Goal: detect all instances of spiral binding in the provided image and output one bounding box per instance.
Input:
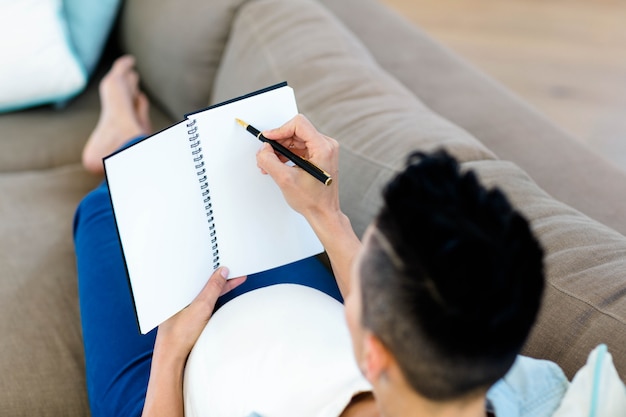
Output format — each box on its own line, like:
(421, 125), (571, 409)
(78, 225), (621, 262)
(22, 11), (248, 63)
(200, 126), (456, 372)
(186, 119), (220, 269)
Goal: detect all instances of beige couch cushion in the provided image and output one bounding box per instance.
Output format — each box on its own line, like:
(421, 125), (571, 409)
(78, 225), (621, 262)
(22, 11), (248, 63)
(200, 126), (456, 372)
(0, 83), (99, 173)
(211, 0), (496, 237)
(119, 0), (251, 119)
(465, 159), (626, 378)
(0, 165), (99, 416)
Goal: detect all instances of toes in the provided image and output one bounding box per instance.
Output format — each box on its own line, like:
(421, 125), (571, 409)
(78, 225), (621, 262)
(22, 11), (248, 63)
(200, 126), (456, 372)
(136, 92), (152, 134)
(111, 55), (136, 73)
(100, 55), (138, 93)
(126, 71), (140, 96)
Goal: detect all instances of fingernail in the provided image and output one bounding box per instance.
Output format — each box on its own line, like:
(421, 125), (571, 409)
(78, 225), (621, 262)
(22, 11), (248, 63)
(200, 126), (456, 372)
(220, 267), (229, 279)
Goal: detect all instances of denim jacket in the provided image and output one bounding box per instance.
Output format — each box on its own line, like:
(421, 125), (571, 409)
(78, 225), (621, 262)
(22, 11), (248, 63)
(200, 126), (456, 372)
(487, 355), (569, 417)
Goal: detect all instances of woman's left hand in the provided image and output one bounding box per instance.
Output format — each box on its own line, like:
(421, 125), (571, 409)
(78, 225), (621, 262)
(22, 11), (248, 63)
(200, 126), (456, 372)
(155, 267), (247, 363)
(143, 268), (246, 417)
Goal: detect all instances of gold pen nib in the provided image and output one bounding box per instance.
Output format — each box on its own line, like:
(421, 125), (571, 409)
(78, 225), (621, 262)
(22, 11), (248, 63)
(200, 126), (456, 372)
(235, 118), (249, 128)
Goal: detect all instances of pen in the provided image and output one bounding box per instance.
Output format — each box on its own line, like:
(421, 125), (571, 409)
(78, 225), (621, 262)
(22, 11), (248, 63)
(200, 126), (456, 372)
(236, 118), (333, 186)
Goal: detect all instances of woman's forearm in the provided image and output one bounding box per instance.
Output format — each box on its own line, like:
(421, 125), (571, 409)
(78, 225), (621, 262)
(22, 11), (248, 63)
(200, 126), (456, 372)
(306, 209), (362, 298)
(141, 338), (186, 417)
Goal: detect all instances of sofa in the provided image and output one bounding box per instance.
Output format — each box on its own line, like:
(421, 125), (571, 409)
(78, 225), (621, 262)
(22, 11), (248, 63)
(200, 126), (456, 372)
(2, 0), (625, 415)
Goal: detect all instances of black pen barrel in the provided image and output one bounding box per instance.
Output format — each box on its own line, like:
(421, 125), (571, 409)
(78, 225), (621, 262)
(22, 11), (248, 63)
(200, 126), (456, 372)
(241, 121), (332, 186)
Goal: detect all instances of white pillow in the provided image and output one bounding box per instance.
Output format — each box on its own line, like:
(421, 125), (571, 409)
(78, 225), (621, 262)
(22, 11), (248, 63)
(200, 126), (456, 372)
(0, 0), (87, 113)
(552, 344), (626, 417)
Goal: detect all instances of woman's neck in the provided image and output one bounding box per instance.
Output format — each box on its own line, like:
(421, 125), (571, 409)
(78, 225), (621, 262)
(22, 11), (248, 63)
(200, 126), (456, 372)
(376, 382), (487, 417)
(340, 392), (380, 417)
(338, 389), (487, 417)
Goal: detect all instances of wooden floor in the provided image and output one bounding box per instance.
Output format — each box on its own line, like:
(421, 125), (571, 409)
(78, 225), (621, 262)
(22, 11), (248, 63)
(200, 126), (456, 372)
(380, 0), (626, 170)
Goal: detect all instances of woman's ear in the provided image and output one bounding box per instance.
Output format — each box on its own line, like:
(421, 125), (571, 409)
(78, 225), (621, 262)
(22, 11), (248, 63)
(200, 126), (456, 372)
(362, 333), (392, 383)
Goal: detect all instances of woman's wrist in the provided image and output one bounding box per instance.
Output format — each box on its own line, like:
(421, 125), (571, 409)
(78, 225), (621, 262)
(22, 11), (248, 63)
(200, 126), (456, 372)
(305, 207), (361, 296)
(152, 332), (190, 370)
(305, 206), (349, 240)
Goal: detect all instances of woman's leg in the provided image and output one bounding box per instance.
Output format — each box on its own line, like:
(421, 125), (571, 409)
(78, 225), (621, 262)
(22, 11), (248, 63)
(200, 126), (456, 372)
(76, 55), (153, 417)
(75, 178), (155, 417)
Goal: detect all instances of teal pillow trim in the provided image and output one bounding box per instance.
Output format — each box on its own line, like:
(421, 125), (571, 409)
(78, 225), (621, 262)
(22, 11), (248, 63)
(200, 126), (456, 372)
(589, 344), (608, 417)
(62, 0), (122, 76)
(54, 4), (88, 108)
(58, 4), (88, 75)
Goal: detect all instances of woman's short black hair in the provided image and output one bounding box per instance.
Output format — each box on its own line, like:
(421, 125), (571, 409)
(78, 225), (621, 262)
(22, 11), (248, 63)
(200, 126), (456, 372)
(360, 150), (545, 400)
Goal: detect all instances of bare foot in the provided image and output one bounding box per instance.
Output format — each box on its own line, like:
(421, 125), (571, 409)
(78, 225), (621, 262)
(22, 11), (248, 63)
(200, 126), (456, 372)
(82, 55), (152, 174)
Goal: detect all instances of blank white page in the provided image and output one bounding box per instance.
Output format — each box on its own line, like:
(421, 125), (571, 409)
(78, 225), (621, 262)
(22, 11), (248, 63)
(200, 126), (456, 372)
(189, 85), (323, 278)
(105, 122), (213, 334)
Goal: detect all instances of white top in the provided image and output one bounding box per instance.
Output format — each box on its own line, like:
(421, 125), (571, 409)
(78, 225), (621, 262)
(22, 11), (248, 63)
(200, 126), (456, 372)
(184, 284), (372, 417)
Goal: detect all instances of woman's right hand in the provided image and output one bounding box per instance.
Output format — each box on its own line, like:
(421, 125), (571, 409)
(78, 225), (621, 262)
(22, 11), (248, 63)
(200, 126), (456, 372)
(256, 114), (361, 298)
(256, 114), (341, 224)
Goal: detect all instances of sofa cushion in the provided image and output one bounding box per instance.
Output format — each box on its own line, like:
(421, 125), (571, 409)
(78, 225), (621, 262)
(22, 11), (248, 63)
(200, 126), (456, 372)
(211, 0), (496, 238)
(0, 70), (174, 173)
(0, 165), (99, 416)
(0, 0), (87, 113)
(465, 159), (626, 378)
(119, 0), (251, 119)
(0, 81), (99, 173)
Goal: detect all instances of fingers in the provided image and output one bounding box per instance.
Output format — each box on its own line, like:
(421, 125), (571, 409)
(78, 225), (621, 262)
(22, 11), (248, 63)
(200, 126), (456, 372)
(257, 114), (330, 177)
(256, 142), (298, 186)
(194, 267), (244, 307)
(221, 276), (247, 296)
(262, 114), (319, 145)
(155, 266), (245, 359)
(193, 267), (227, 309)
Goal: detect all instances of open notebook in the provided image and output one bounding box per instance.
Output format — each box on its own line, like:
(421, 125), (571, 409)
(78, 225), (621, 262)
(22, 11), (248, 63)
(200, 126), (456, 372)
(104, 83), (323, 334)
